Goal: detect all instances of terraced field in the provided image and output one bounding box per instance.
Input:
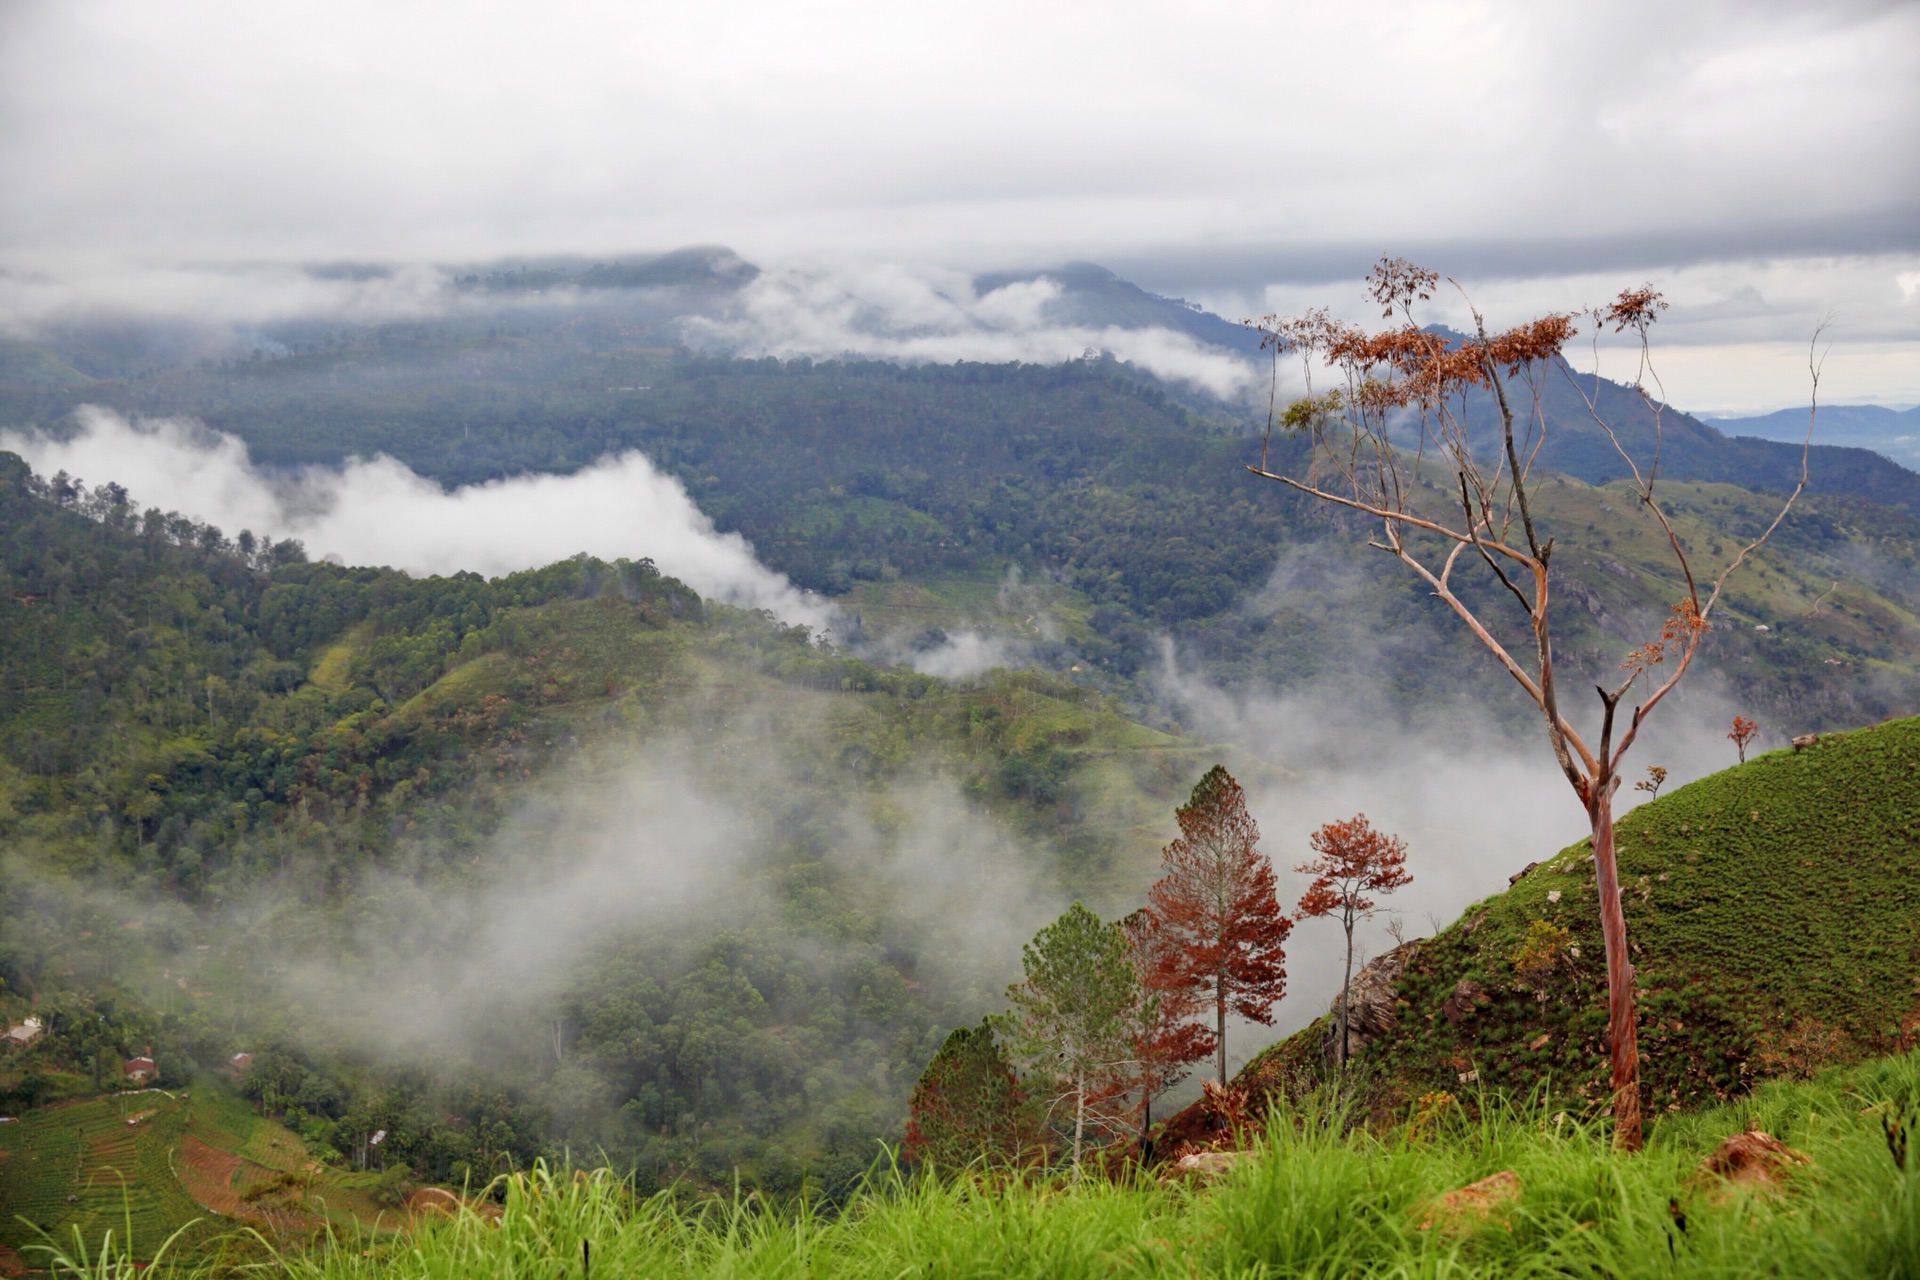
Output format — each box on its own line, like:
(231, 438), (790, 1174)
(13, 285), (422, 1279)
(0, 1092), (213, 1258)
(0, 1089), (408, 1263)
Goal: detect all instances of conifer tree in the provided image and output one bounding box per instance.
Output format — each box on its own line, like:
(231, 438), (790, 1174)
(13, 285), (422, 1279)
(1143, 765), (1291, 1085)
(1120, 907), (1210, 1151)
(996, 902), (1143, 1177)
(903, 1021), (1042, 1168)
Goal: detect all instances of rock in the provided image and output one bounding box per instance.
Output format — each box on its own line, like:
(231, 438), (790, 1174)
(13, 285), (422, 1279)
(1413, 1169), (1522, 1234)
(1792, 734), (1820, 753)
(1442, 978), (1485, 1026)
(1695, 1129), (1810, 1198)
(1322, 942), (1417, 1063)
(1164, 1148), (1246, 1181)
(1508, 861), (1540, 885)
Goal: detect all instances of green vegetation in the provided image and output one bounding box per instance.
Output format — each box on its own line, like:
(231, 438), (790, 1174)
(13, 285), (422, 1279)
(1239, 713), (1920, 1123)
(7, 339), (1918, 728)
(21, 1050), (1920, 1278)
(0, 449), (1230, 1259)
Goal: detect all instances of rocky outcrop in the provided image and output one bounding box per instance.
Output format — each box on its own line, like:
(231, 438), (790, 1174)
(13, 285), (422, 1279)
(1322, 942), (1418, 1064)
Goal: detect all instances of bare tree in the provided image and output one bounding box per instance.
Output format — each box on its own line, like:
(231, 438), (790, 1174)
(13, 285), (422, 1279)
(1248, 258), (1816, 1151)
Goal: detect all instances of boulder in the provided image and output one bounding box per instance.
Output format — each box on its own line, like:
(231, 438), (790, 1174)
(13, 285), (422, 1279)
(1413, 1169), (1522, 1234)
(1694, 1129), (1810, 1198)
(1442, 978), (1485, 1026)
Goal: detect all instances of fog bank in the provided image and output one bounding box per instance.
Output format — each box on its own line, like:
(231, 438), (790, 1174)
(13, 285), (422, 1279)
(1, 408), (835, 629)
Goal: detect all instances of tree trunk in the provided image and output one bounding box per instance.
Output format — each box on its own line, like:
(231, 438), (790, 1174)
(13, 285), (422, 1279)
(1072, 1075), (1086, 1179)
(1215, 973), (1228, 1084)
(1590, 786), (1643, 1152)
(1338, 915), (1355, 1069)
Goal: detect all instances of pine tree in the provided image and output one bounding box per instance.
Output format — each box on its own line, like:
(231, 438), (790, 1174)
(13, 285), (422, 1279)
(1143, 765), (1291, 1084)
(1121, 907), (1210, 1153)
(903, 1021), (1042, 1168)
(996, 902), (1143, 1177)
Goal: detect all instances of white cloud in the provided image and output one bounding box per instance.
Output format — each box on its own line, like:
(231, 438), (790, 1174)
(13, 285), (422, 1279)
(0, 408), (837, 629)
(1, 2), (1910, 270)
(684, 263), (1259, 397)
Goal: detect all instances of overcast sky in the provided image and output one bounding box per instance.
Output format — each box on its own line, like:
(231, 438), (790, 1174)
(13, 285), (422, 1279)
(2, 0), (1916, 410)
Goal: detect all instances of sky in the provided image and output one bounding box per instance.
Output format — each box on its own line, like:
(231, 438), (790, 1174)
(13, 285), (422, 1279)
(1, 0), (1917, 412)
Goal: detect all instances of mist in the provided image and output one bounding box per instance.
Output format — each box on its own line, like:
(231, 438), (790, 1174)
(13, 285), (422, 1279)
(684, 265), (1258, 399)
(260, 733), (1064, 1058)
(0, 407), (836, 630)
(1144, 543), (1761, 1073)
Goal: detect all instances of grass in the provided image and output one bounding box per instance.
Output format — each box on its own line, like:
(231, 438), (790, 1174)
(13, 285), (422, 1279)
(1242, 712), (1920, 1121)
(23, 1049), (1919, 1278)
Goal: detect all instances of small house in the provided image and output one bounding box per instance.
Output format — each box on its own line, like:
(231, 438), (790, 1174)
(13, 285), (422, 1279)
(3, 1017), (43, 1049)
(123, 1055), (157, 1083)
(228, 1052), (253, 1075)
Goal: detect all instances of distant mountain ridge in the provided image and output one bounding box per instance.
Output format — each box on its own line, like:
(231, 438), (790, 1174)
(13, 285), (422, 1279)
(1708, 404), (1920, 472)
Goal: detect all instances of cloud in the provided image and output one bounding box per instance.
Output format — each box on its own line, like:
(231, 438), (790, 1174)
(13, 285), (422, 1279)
(0, 408), (836, 629)
(684, 264), (1259, 398)
(2, 3), (1910, 292)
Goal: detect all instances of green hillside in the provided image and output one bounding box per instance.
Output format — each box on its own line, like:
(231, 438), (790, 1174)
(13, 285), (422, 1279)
(0, 449), (1236, 1228)
(1234, 714), (1920, 1124)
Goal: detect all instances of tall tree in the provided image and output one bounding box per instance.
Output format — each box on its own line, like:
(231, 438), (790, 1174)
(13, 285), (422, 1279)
(1294, 813), (1412, 1068)
(1249, 259), (1814, 1149)
(996, 902), (1143, 1178)
(1144, 765), (1291, 1085)
(903, 1021), (1042, 1169)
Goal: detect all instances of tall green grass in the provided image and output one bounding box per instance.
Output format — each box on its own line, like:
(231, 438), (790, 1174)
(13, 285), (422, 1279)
(26, 1051), (1920, 1278)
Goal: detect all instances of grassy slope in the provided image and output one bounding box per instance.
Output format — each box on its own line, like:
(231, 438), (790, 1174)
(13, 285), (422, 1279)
(29, 1050), (1920, 1279)
(1237, 714), (1920, 1124)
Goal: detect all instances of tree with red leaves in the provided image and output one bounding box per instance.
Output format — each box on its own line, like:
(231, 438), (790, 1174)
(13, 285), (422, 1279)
(1248, 259), (1817, 1150)
(1295, 814), (1412, 1069)
(1728, 715), (1759, 763)
(1121, 908), (1210, 1153)
(1143, 765), (1291, 1085)
(904, 1020), (1045, 1169)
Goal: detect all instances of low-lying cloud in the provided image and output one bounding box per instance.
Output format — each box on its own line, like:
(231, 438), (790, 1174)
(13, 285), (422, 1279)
(684, 264), (1259, 399)
(1, 407), (835, 629)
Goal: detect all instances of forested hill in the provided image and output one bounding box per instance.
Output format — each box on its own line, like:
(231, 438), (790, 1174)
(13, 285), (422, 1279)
(0, 451), (1223, 1219)
(6, 329), (1920, 734)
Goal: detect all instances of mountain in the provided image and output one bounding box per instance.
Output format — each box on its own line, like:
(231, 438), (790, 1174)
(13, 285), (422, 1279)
(1709, 403), (1920, 472)
(973, 260), (1268, 354)
(5, 324), (1920, 736)
(0, 454), (1228, 1236)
